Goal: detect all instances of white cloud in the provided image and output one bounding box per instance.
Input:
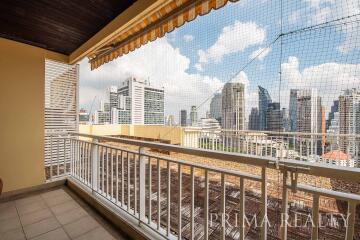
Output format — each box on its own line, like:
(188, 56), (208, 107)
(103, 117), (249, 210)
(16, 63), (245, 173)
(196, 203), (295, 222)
(288, 10), (301, 24)
(79, 37), (223, 118)
(281, 56), (360, 111)
(194, 63), (203, 72)
(249, 47), (271, 61)
(183, 34), (194, 42)
(197, 21), (266, 64)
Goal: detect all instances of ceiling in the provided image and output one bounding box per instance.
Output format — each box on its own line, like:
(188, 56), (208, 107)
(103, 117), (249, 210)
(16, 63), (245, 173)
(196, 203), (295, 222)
(0, 0), (137, 55)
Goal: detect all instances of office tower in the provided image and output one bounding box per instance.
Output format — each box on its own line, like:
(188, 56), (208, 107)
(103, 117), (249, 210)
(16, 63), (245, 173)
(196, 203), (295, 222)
(100, 100), (110, 112)
(248, 107), (260, 130)
(94, 110), (110, 124)
(190, 106), (198, 126)
(258, 86), (272, 130)
(108, 86), (118, 122)
(166, 115), (175, 126)
(326, 100), (339, 130)
(210, 93), (222, 124)
(79, 108), (89, 123)
(296, 89), (322, 155)
(321, 106), (326, 146)
(117, 77), (164, 125)
(266, 102), (282, 131)
(281, 108), (290, 132)
(339, 88), (360, 155)
(222, 81), (245, 130)
(327, 112), (340, 149)
(289, 89), (299, 132)
(180, 110), (187, 127)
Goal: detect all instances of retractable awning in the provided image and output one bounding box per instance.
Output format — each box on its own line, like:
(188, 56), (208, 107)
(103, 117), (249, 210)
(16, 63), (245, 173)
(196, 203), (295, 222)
(89, 0), (239, 70)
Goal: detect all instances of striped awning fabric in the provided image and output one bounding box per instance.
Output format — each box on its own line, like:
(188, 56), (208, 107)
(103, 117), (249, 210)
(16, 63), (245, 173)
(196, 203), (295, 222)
(89, 0), (239, 70)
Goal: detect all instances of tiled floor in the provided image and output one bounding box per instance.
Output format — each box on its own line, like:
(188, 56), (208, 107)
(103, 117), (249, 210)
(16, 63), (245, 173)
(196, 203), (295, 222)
(0, 187), (129, 240)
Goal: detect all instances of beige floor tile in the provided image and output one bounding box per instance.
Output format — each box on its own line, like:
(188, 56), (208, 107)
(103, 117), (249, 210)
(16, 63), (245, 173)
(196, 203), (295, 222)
(63, 216), (99, 239)
(30, 228), (70, 240)
(20, 208), (53, 226)
(74, 227), (115, 240)
(17, 201), (47, 216)
(15, 195), (43, 207)
(55, 207), (88, 225)
(0, 205), (18, 221)
(0, 201), (15, 211)
(43, 193), (72, 207)
(41, 189), (67, 200)
(0, 228), (25, 240)
(0, 216), (22, 233)
(51, 200), (80, 216)
(23, 217), (61, 239)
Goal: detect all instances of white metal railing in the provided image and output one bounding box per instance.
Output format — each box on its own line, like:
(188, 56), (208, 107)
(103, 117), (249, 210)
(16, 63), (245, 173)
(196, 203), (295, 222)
(183, 128), (360, 168)
(46, 133), (360, 240)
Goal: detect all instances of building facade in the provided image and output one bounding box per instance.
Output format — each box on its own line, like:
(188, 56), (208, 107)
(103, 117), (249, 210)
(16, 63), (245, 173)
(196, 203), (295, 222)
(258, 86), (272, 130)
(190, 106), (198, 126)
(180, 110), (187, 127)
(266, 102), (282, 131)
(222, 82), (245, 130)
(248, 107), (260, 130)
(210, 93), (222, 124)
(289, 89), (299, 132)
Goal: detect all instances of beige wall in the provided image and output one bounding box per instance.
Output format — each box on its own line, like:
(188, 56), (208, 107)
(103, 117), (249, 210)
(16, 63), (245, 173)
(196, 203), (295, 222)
(0, 37), (68, 192)
(79, 124), (183, 145)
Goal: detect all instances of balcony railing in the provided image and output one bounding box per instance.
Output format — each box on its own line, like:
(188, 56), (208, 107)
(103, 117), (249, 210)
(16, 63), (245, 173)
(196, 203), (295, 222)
(183, 128), (360, 168)
(45, 133), (360, 240)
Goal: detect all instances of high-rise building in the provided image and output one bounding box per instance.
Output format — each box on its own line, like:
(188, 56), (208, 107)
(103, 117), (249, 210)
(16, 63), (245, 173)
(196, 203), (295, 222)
(248, 107), (260, 130)
(210, 93), (222, 124)
(190, 106), (198, 126)
(339, 88), (360, 156)
(94, 110), (110, 124)
(222, 81), (245, 130)
(289, 89), (299, 132)
(79, 108), (90, 123)
(258, 86), (272, 130)
(281, 108), (290, 132)
(166, 115), (175, 126)
(266, 102), (282, 131)
(117, 77), (164, 125)
(327, 111), (340, 149)
(108, 86), (119, 122)
(180, 110), (187, 127)
(296, 89), (322, 155)
(326, 100), (339, 130)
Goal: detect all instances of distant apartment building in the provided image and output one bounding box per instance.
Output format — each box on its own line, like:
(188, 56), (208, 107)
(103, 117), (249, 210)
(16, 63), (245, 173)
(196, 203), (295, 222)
(197, 118), (221, 130)
(289, 89), (299, 132)
(327, 111), (340, 149)
(210, 93), (222, 124)
(94, 110), (110, 124)
(222, 81), (245, 130)
(296, 89), (322, 155)
(339, 88), (360, 156)
(258, 86), (272, 130)
(248, 107), (260, 130)
(180, 110), (187, 126)
(106, 77), (164, 125)
(266, 102), (282, 132)
(190, 106), (198, 126)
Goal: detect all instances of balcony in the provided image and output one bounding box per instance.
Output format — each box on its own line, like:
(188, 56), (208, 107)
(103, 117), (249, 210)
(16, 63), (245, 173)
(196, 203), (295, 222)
(1, 0), (360, 240)
(38, 132), (360, 240)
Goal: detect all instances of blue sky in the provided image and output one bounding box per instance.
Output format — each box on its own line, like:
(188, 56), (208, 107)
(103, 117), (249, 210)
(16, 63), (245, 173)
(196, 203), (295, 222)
(79, 0), (360, 121)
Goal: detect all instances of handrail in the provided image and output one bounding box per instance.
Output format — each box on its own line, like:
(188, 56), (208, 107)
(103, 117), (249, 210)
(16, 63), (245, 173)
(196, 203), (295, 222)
(72, 133), (360, 181)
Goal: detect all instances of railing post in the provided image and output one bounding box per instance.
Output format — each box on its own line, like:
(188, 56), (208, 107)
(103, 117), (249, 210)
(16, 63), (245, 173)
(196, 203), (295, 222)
(91, 139), (99, 191)
(260, 167), (267, 240)
(280, 171), (289, 240)
(139, 147), (146, 222)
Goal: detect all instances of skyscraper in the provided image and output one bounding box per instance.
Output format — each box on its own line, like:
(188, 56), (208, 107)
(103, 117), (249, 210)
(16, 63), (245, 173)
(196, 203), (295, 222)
(248, 107), (260, 130)
(289, 89), (299, 132)
(180, 110), (187, 127)
(258, 86), (272, 130)
(222, 81), (245, 130)
(339, 88), (360, 156)
(296, 89), (322, 155)
(210, 93), (222, 124)
(326, 100), (339, 131)
(116, 77), (164, 125)
(190, 106), (198, 126)
(266, 102), (282, 131)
